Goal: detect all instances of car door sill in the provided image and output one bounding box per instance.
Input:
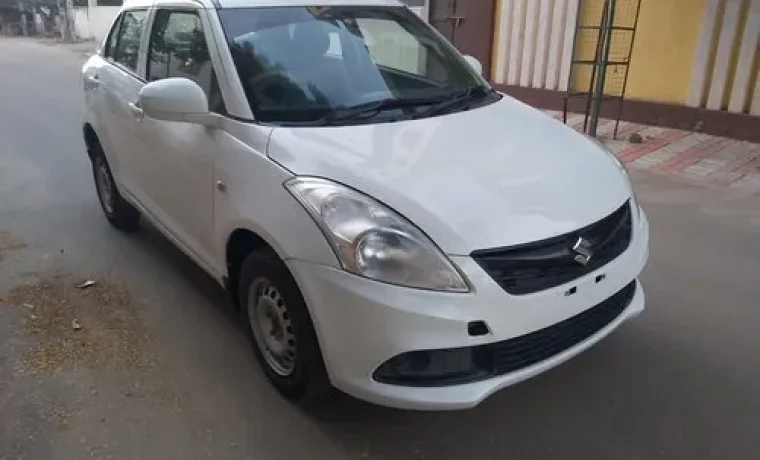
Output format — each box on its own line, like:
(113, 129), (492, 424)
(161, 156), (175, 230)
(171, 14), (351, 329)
(121, 190), (224, 285)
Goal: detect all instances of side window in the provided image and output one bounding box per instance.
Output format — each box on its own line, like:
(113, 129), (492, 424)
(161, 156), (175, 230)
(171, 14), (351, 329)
(147, 10), (225, 113)
(111, 10), (147, 72)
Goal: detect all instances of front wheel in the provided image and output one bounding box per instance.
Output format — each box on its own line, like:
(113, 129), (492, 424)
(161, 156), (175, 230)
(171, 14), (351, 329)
(92, 149), (140, 232)
(239, 249), (330, 401)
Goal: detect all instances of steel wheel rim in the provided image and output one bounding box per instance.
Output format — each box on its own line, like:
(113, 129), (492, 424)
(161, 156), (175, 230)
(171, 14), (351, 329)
(96, 162), (115, 214)
(248, 279), (297, 376)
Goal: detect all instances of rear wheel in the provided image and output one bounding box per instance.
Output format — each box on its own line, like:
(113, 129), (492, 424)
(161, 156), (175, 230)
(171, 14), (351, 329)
(92, 146), (140, 232)
(238, 249), (330, 401)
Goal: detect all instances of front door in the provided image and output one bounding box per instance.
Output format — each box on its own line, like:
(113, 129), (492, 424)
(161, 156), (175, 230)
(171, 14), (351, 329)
(134, 7), (222, 271)
(429, 0), (496, 78)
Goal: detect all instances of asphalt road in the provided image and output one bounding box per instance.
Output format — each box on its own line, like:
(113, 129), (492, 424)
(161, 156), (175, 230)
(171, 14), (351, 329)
(1, 38), (759, 460)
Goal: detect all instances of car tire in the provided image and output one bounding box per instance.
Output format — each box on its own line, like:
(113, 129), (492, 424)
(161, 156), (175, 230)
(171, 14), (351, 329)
(91, 146), (140, 232)
(239, 249), (331, 402)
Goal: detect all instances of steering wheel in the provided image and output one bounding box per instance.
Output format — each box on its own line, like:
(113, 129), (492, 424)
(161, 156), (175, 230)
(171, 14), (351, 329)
(248, 70), (300, 105)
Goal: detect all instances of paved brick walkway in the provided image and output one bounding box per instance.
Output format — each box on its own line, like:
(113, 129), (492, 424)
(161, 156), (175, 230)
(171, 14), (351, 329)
(549, 111), (760, 194)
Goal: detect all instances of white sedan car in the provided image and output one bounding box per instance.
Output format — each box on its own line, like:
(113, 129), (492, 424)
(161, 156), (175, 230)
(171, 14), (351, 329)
(82, 0), (649, 410)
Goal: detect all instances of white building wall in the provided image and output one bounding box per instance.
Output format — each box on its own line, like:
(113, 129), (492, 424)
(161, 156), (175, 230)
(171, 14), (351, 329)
(689, 0), (760, 114)
(72, 4), (120, 43)
(72, 7), (92, 40)
(492, 0), (581, 91)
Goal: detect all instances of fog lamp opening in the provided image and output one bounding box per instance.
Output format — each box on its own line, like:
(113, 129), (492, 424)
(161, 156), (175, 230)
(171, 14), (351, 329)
(373, 347), (492, 387)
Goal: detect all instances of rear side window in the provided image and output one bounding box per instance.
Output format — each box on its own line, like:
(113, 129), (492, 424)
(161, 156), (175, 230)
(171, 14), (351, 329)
(110, 10), (147, 72)
(147, 10), (225, 112)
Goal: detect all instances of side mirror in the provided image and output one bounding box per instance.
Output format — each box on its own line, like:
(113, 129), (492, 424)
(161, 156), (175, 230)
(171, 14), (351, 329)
(463, 55), (483, 76)
(139, 78), (216, 126)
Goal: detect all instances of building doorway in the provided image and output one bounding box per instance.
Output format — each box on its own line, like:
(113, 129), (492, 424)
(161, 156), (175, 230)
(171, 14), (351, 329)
(429, 0), (496, 78)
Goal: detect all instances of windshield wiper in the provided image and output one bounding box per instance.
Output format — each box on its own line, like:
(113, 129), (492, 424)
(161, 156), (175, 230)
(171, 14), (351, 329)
(413, 85), (493, 119)
(303, 87), (494, 126)
(325, 97), (445, 124)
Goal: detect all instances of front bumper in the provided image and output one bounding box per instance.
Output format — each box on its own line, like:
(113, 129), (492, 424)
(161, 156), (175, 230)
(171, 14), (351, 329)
(287, 210), (649, 410)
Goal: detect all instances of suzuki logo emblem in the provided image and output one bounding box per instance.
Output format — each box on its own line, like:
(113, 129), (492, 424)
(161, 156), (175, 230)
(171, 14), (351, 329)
(572, 237), (594, 266)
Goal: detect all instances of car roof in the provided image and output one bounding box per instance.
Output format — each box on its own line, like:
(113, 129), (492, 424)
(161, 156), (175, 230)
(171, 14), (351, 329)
(122, 0), (404, 10)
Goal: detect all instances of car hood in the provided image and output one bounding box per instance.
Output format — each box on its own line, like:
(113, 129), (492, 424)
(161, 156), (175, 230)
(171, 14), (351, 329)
(267, 96), (632, 255)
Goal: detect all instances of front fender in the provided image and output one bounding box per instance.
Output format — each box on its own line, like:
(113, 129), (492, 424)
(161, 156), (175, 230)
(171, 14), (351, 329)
(212, 122), (339, 274)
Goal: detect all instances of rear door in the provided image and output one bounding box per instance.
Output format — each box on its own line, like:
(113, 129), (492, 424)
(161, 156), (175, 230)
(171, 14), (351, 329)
(97, 8), (151, 203)
(83, 16), (120, 170)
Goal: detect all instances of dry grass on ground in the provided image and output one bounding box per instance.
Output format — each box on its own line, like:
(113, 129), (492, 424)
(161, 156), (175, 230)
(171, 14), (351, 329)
(0, 275), (157, 375)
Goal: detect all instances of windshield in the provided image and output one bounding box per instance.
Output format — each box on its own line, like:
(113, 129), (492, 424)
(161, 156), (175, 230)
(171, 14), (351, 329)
(217, 6), (497, 125)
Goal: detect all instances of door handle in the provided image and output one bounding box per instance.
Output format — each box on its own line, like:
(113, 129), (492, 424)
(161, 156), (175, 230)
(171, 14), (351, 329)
(128, 102), (144, 120)
(85, 75), (100, 90)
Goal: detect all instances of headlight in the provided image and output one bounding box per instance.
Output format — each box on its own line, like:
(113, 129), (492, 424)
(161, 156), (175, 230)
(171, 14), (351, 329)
(285, 177), (469, 292)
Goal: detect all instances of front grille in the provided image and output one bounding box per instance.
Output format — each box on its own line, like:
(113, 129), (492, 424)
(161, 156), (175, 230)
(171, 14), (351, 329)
(472, 201), (633, 295)
(488, 281), (636, 376)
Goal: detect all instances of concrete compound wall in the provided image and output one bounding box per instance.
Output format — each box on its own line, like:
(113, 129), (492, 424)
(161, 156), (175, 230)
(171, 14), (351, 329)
(73, 4), (119, 43)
